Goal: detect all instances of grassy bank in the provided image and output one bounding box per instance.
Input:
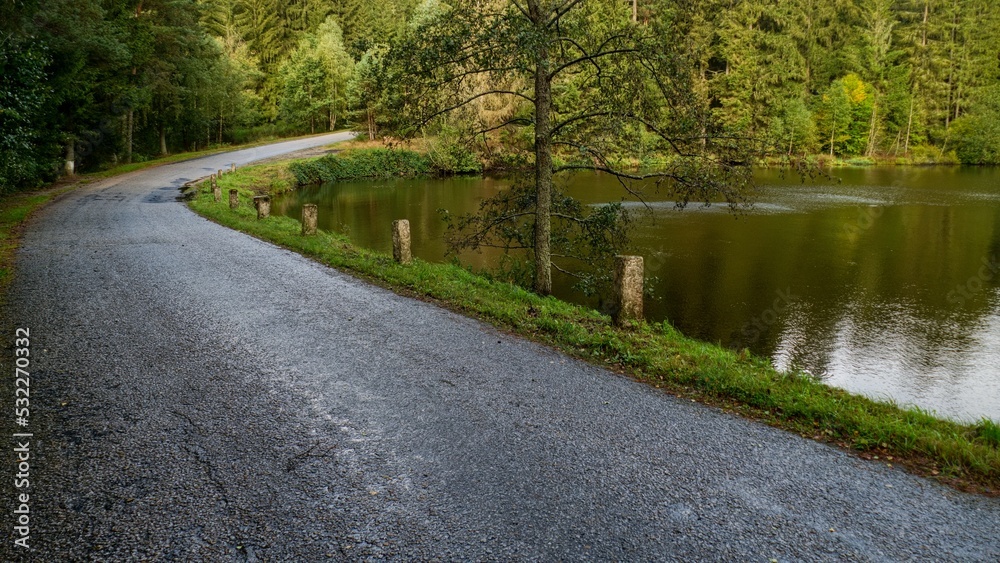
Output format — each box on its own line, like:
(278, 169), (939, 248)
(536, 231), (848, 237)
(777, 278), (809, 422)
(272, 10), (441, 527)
(0, 183), (77, 289)
(189, 153), (1000, 495)
(763, 150), (962, 168)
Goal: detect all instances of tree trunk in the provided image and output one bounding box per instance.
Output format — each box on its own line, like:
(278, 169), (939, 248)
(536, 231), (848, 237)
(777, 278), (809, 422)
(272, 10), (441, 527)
(829, 121), (835, 158)
(330, 83), (338, 131)
(865, 100), (878, 157)
(160, 125), (168, 156)
(946, 14), (956, 130)
(954, 80), (962, 122)
(531, 2), (553, 296)
(904, 94), (914, 155)
(64, 140), (75, 176)
(922, 1), (929, 47)
(126, 109), (134, 164)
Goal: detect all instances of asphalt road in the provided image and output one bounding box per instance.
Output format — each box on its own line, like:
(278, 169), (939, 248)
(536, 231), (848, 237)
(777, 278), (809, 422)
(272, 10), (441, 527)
(3, 134), (998, 561)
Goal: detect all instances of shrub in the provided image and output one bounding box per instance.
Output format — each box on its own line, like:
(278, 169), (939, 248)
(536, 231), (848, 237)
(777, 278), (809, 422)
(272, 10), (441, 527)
(289, 148), (432, 185)
(427, 137), (483, 174)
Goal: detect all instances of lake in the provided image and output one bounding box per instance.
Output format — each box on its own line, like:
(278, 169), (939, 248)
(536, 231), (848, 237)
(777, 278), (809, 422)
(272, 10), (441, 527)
(272, 167), (1000, 422)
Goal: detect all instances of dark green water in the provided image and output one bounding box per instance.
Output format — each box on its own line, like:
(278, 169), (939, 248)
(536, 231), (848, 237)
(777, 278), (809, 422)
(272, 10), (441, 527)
(272, 167), (1000, 422)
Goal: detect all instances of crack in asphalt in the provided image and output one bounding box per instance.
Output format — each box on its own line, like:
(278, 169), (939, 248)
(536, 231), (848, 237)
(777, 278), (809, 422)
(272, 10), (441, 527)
(1, 132), (998, 561)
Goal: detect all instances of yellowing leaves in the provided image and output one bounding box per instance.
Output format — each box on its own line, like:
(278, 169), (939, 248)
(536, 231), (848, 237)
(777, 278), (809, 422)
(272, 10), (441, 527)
(841, 73), (870, 104)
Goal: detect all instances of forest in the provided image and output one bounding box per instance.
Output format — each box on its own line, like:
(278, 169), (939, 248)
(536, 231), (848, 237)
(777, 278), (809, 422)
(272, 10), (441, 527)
(3, 0), (1000, 192)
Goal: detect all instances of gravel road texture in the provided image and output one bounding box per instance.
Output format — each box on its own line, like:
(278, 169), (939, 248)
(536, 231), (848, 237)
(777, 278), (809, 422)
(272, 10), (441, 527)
(2, 133), (998, 561)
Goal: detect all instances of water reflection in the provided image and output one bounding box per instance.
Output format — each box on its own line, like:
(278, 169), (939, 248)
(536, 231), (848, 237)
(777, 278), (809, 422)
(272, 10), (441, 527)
(272, 167), (1000, 421)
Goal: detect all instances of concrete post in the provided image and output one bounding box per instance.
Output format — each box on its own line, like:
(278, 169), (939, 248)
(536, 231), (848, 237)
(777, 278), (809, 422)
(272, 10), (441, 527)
(218, 169), (224, 178)
(254, 196), (271, 219)
(231, 163), (236, 173)
(612, 255), (643, 327)
(229, 189), (238, 210)
(392, 219), (412, 264)
(301, 204), (318, 235)
(213, 184), (221, 203)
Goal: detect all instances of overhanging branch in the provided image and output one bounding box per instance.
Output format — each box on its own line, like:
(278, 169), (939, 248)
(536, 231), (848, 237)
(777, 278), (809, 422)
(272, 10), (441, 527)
(549, 48), (640, 80)
(418, 90), (535, 127)
(546, 0), (586, 27)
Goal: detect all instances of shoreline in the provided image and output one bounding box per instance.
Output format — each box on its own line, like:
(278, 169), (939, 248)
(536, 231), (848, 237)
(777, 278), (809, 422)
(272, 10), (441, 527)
(185, 147), (1000, 496)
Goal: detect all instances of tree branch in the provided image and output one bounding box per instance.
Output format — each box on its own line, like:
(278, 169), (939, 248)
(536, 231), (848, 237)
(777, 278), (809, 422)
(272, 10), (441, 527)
(511, 0), (531, 19)
(551, 260), (584, 279)
(418, 90), (535, 126)
(546, 0), (586, 28)
(466, 117), (535, 138)
(552, 164), (680, 181)
(549, 48), (640, 80)
(427, 65), (522, 90)
(550, 111), (613, 136)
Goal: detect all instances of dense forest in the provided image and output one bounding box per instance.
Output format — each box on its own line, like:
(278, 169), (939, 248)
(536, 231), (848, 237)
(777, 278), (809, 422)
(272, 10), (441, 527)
(3, 0), (1000, 192)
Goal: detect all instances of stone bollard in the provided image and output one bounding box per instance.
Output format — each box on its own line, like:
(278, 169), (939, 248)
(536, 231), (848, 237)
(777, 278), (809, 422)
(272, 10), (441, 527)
(301, 204), (318, 235)
(231, 162), (236, 173)
(213, 184), (221, 203)
(254, 196), (271, 219)
(210, 173), (216, 189)
(229, 189), (238, 210)
(612, 255), (643, 327)
(392, 219), (412, 264)
(218, 169), (224, 178)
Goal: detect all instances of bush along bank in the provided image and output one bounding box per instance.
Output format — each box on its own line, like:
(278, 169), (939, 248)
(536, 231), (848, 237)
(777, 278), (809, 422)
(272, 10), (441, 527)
(189, 153), (1000, 496)
(289, 146), (482, 186)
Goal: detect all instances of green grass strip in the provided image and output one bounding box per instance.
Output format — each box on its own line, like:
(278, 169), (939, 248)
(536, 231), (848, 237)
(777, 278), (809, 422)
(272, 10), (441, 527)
(190, 160), (1000, 495)
(0, 187), (74, 289)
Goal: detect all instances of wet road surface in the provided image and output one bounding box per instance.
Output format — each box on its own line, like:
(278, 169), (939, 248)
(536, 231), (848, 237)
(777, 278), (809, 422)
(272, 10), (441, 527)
(3, 134), (999, 561)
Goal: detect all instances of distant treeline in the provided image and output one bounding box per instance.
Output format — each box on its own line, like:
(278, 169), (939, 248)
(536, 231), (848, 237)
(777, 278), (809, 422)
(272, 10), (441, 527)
(3, 0), (1000, 192)
(679, 0), (1000, 166)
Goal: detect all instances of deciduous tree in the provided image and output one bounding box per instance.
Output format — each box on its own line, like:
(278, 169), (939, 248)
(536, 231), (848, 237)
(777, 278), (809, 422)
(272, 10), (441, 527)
(391, 0), (759, 295)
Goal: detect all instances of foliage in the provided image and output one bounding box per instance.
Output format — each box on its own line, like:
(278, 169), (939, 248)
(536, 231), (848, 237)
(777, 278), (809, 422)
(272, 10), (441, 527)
(952, 87), (1000, 165)
(278, 18), (354, 133)
(346, 44), (390, 140)
(816, 73), (874, 156)
(8, 0), (1000, 194)
(426, 127), (483, 174)
(288, 149), (432, 184)
(0, 43), (56, 192)
(388, 0), (760, 295)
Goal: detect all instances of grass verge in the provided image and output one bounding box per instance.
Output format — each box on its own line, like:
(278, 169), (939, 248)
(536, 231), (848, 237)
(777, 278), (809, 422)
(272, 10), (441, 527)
(0, 182), (77, 290)
(189, 158), (1000, 496)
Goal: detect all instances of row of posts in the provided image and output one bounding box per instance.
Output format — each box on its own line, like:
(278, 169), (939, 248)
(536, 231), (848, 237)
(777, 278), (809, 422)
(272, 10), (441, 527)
(208, 163), (237, 202)
(219, 178), (643, 326)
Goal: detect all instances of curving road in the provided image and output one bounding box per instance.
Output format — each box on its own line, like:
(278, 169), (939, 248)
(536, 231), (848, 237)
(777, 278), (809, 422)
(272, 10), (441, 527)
(3, 134), (998, 561)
